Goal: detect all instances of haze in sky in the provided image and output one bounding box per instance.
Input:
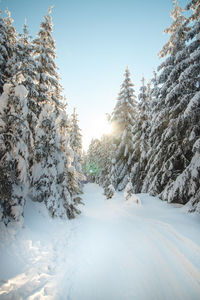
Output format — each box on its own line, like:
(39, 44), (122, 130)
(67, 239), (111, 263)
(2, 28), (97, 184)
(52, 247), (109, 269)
(1, 0), (188, 150)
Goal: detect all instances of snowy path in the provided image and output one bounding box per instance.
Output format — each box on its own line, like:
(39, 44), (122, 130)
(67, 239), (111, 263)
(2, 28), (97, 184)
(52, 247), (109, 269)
(0, 183), (200, 299)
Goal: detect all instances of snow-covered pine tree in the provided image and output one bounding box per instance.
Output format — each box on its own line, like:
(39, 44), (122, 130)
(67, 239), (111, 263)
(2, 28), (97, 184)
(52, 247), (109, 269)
(141, 0), (200, 210)
(98, 134), (114, 196)
(85, 138), (102, 182)
(6, 21), (38, 101)
(0, 11), (8, 94)
(69, 108), (84, 192)
(33, 6), (63, 106)
(142, 0), (188, 196)
(5, 22), (39, 176)
(0, 76), (30, 225)
(110, 67), (137, 191)
(0, 10), (17, 94)
(159, 0), (200, 209)
(31, 7), (77, 218)
(130, 77), (150, 193)
(85, 133), (114, 196)
(124, 178), (134, 201)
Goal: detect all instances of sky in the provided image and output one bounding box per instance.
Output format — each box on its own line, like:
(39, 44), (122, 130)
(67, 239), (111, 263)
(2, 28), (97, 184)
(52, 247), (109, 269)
(1, 0), (188, 150)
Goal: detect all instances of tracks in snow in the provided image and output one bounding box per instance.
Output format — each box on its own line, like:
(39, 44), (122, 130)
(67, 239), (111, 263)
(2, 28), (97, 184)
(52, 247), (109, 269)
(0, 183), (200, 300)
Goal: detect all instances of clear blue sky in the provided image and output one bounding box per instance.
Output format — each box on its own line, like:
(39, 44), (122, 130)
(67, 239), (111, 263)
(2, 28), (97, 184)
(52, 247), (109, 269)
(1, 0), (188, 150)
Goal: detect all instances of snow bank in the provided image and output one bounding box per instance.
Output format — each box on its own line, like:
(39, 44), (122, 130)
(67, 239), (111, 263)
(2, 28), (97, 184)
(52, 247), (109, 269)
(14, 85), (28, 100)
(125, 194), (142, 206)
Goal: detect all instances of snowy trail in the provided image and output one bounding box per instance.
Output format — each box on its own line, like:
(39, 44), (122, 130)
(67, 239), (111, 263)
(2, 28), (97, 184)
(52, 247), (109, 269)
(0, 183), (200, 300)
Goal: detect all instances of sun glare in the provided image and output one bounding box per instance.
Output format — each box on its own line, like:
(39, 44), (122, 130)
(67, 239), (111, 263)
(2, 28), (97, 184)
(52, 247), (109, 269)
(101, 122), (112, 135)
(83, 117), (113, 150)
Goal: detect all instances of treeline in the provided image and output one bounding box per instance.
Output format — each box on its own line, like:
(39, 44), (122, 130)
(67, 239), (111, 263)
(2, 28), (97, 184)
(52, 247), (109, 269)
(85, 0), (200, 212)
(0, 7), (83, 226)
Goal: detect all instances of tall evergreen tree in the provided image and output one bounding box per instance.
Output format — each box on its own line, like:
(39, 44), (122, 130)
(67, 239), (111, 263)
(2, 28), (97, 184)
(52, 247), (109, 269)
(5, 22), (38, 174)
(142, 0), (187, 196)
(130, 77), (150, 192)
(30, 7), (77, 218)
(69, 108), (84, 192)
(159, 0), (200, 209)
(33, 6), (63, 106)
(85, 138), (102, 182)
(0, 10), (17, 93)
(142, 0), (200, 212)
(98, 134), (114, 197)
(111, 67), (137, 191)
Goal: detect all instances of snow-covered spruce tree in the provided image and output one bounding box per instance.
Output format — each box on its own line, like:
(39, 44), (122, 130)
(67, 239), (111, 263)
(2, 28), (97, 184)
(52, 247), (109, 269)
(86, 134), (114, 195)
(0, 10), (17, 94)
(142, 0), (200, 210)
(110, 67), (137, 191)
(130, 77), (150, 193)
(97, 134), (114, 197)
(69, 108), (84, 192)
(0, 11), (8, 94)
(56, 109), (81, 218)
(31, 7), (78, 218)
(0, 77), (30, 225)
(124, 178), (134, 201)
(158, 0), (200, 209)
(33, 6), (63, 107)
(5, 22), (38, 172)
(85, 138), (102, 182)
(142, 0), (188, 196)
(6, 22), (38, 102)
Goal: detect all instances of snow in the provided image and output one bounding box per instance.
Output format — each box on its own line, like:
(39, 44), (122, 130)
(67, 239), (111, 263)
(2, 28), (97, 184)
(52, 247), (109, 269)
(0, 183), (200, 299)
(14, 85), (28, 100)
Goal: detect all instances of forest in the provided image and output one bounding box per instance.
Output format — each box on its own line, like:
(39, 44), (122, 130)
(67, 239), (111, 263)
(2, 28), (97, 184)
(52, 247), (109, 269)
(0, 0), (200, 299)
(1, 0), (199, 227)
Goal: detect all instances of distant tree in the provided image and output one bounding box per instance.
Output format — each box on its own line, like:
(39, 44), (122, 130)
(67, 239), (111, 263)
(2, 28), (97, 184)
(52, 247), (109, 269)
(110, 67), (137, 191)
(130, 77), (150, 192)
(98, 134), (113, 195)
(69, 108), (84, 192)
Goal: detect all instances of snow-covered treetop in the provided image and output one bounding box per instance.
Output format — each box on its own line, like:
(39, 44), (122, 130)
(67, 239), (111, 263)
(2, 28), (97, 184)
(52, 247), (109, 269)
(158, 0), (186, 58)
(70, 107), (82, 154)
(186, 0), (200, 21)
(138, 77), (147, 102)
(33, 6), (63, 105)
(111, 67), (137, 136)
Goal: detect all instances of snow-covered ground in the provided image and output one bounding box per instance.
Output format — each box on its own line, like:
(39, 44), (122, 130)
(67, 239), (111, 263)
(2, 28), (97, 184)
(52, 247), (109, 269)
(0, 183), (200, 300)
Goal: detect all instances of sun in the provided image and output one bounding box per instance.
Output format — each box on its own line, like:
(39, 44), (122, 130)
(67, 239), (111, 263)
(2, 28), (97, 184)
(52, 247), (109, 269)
(94, 117), (113, 137)
(83, 116), (113, 150)
(101, 121), (112, 135)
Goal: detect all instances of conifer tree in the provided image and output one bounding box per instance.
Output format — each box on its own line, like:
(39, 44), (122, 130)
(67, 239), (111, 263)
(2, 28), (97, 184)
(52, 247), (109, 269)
(110, 67), (137, 191)
(99, 134), (114, 198)
(159, 0), (200, 209)
(0, 10), (17, 93)
(142, 0), (187, 196)
(0, 78), (30, 225)
(130, 77), (149, 192)
(33, 6), (63, 106)
(85, 138), (102, 182)
(142, 0), (200, 211)
(30, 7), (77, 218)
(69, 108), (84, 192)
(5, 22), (38, 173)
